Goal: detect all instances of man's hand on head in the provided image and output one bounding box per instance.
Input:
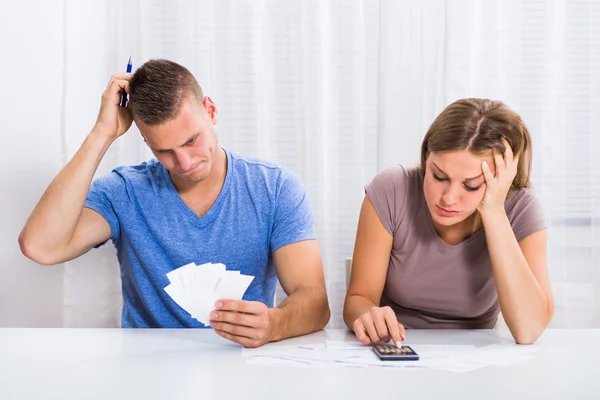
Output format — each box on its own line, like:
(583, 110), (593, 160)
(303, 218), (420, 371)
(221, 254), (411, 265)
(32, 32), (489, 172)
(94, 73), (134, 141)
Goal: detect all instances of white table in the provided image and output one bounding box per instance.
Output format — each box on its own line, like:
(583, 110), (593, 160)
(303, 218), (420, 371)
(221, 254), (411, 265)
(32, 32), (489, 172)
(0, 328), (597, 399)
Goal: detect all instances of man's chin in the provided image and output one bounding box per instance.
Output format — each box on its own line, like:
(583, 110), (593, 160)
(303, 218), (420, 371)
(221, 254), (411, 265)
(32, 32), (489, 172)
(189, 167), (213, 182)
(181, 172), (208, 183)
(171, 167), (209, 184)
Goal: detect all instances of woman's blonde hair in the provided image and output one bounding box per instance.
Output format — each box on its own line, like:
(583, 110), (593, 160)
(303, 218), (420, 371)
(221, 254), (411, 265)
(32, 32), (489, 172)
(420, 98), (533, 231)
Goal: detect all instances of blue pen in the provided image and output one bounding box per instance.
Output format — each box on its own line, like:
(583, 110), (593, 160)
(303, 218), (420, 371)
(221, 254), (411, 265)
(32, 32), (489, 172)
(119, 56), (132, 107)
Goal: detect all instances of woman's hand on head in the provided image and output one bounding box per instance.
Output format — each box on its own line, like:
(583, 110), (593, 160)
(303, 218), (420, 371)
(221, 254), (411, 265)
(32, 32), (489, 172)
(353, 306), (405, 346)
(479, 137), (519, 215)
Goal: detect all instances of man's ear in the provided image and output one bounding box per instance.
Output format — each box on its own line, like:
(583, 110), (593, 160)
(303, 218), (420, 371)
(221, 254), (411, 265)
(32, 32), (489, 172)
(203, 96), (218, 125)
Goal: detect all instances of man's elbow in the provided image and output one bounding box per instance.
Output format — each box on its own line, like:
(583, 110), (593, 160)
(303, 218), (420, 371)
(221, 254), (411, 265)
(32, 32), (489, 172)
(318, 302), (331, 329)
(310, 286), (330, 329)
(305, 284), (329, 331)
(18, 233), (60, 266)
(18, 232), (39, 262)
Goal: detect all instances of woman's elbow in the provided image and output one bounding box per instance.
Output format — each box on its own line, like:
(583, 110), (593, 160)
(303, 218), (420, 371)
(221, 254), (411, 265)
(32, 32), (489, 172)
(514, 333), (539, 345)
(513, 312), (553, 345)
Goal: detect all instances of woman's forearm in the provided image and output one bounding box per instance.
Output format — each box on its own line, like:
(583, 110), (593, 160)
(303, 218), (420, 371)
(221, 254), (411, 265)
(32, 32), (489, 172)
(482, 210), (551, 344)
(343, 294), (378, 331)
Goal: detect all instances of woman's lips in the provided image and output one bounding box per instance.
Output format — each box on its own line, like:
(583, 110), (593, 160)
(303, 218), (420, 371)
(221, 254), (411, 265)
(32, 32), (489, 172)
(436, 205), (460, 217)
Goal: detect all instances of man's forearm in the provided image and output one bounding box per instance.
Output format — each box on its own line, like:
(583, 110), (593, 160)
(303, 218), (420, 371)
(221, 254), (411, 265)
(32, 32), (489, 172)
(268, 286), (330, 342)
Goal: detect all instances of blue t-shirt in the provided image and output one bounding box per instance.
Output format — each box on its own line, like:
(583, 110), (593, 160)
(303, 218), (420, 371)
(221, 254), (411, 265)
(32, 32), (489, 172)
(84, 149), (316, 328)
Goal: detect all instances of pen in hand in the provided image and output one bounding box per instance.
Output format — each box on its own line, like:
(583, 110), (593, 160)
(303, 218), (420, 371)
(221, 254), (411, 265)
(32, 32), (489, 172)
(119, 56), (132, 107)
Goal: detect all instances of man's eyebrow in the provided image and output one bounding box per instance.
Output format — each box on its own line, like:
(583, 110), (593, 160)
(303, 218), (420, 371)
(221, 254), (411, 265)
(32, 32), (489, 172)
(178, 133), (199, 147)
(432, 162), (484, 182)
(155, 134), (199, 152)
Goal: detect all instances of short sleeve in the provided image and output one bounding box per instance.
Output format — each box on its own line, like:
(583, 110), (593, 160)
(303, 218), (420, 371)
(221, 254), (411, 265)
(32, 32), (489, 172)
(270, 169), (316, 252)
(84, 171), (123, 246)
(506, 189), (547, 242)
(364, 165), (409, 235)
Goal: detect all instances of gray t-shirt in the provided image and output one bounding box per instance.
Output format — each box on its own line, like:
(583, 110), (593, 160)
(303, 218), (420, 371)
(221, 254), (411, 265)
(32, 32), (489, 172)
(365, 165), (547, 329)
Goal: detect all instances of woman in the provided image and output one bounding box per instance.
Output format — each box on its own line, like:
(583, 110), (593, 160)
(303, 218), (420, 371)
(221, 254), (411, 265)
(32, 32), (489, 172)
(343, 98), (553, 345)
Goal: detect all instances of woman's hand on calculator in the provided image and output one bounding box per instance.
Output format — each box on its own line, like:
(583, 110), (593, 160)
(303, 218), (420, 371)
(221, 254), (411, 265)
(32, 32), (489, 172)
(352, 306), (406, 346)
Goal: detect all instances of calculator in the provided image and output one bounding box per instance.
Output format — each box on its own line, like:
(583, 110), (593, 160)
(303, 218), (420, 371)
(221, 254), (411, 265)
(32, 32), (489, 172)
(372, 345), (419, 361)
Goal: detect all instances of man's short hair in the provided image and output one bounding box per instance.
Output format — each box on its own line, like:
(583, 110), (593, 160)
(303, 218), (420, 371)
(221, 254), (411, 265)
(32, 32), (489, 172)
(129, 59), (204, 125)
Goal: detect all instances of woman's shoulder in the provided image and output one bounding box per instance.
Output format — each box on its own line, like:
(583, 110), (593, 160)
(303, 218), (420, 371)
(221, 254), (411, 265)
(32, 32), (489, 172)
(364, 164), (424, 235)
(504, 187), (547, 241)
(368, 164), (423, 191)
(505, 187), (543, 214)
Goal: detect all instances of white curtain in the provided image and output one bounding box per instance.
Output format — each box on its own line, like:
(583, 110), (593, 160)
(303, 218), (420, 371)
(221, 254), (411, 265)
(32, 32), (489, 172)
(58, 0), (599, 329)
(379, 0), (600, 328)
(61, 0), (380, 327)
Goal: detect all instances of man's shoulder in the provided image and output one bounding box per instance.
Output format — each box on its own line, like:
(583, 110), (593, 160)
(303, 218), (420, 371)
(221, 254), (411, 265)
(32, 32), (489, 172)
(228, 150), (297, 186)
(112, 158), (162, 177)
(109, 159), (161, 182)
(92, 159), (163, 192)
(227, 150), (306, 199)
(229, 151), (284, 173)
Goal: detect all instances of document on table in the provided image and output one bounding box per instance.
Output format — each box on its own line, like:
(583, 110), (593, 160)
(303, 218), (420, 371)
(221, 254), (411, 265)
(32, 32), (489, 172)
(242, 339), (538, 372)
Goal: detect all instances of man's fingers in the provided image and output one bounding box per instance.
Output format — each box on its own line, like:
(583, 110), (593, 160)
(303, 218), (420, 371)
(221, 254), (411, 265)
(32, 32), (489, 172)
(213, 328), (262, 348)
(105, 73), (133, 91)
(211, 322), (262, 340)
(215, 300), (268, 315)
(102, 80), (131, 108)
(106, 80), (130, 96)
(210, 310), (264, 329)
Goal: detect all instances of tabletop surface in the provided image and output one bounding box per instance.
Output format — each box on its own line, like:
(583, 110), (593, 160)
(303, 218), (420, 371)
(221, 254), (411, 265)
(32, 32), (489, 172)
(0, 328), (598, 399)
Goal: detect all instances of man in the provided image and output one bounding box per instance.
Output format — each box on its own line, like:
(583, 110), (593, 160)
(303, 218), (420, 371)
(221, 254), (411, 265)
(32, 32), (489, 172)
(19, 59), (330, 347)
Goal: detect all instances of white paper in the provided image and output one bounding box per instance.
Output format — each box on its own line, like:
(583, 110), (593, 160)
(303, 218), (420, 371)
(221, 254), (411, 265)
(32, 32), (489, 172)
(325, 340), (371, 350)
(164, 262), (255, 325)
(242, 343), (538, 372)
(166, 262), (196, 283)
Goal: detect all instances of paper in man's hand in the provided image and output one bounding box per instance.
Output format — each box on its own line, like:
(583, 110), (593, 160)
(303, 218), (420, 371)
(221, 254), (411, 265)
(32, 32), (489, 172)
(164, 262), (254, 325)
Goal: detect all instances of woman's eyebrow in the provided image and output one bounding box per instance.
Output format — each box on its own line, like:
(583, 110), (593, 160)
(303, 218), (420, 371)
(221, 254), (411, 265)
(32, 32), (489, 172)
(432, 162), (484, 182)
